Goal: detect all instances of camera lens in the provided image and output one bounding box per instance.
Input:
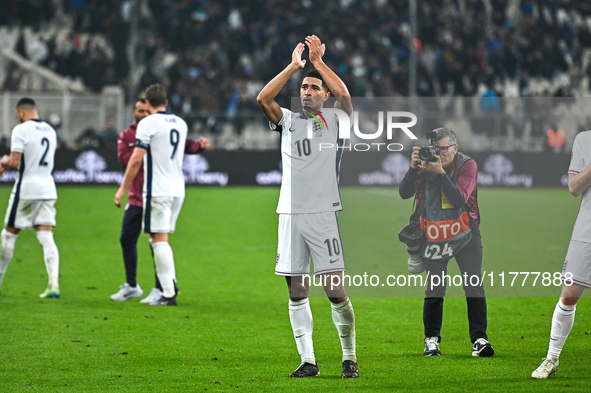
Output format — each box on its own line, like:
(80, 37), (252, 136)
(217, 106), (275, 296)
(419, 146), (433, 161)
(419, 146), (439, 162)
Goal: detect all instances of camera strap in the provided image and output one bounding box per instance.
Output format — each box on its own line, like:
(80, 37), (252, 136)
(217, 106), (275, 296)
(410, 178), (426, 223)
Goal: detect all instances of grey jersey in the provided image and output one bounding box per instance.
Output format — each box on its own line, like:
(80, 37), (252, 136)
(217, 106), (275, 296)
(569, 130), (591, 242)
(271, 107), (346, 214)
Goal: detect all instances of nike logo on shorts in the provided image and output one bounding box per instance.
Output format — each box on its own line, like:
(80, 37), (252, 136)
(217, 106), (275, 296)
(330, 259), (339, 264)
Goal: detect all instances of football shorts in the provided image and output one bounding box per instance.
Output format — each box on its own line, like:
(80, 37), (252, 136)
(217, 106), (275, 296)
(143, 196), (184, 234)
(4, 196), (56, 229)
(275, 212), (345, 276)
(562, 240), (591, 288)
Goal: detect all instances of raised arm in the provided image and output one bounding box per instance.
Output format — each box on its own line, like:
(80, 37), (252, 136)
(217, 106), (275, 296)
(257, 43), (306, 125)
(305, 35), (352, 116)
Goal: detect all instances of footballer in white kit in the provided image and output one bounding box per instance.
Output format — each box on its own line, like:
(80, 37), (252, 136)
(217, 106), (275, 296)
(115, 84), (187, 306)
(273, 106), (346, 276)
(0, 98), (60, 299)
(532, 130), (591, 379)
(135, 110), (187, 234)
(257, 35), (358, 379)
(562, 130), (591, 286)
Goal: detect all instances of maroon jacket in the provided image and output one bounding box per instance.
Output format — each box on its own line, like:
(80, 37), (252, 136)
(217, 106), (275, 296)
(117, 122), (203, 207)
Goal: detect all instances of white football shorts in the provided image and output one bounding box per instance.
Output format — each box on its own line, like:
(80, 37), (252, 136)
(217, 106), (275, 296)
(4, 196), (56, 229)
(275, 212), (345, 276)
(143, 196), (184, 234)
(562, 240), (591, 288)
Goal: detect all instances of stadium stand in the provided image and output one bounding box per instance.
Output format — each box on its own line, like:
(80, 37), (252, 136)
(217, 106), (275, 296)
(2, 0), (591, 150)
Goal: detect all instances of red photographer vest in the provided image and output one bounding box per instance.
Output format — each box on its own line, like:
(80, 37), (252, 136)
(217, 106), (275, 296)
(418, 153), (474, 260)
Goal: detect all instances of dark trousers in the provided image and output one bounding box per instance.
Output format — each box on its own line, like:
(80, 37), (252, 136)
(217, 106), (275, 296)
(423, 227), (488, 343)
(120, 205), (160, 289)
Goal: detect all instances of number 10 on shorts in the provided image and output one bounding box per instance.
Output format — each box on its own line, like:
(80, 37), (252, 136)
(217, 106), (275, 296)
(324, 238), (341, 257)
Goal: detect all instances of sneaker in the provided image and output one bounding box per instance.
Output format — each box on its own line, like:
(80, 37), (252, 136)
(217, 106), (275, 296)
(289, 362), (320, 377)
(423, 337), (441, 356)
(149, 295), (177, 306)
(110, 283), (143, 301)
(341, 360), (359, 378)
(532, 357), (559, 379)
(39, 288), (60, 299)
(139, 287), (163, 303)
(472, 338), (494, 357)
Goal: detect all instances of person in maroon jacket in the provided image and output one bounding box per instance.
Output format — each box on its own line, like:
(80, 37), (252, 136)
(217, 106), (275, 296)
(110, 98), (210, 302)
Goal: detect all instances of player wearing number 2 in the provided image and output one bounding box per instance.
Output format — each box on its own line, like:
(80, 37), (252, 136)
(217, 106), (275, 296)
(532, 130), (591, 379)
(114, 84), (186, 306)
(0, 98), (60, 299)
(399, 127), (494, 357)
(257, 35), (358, 378)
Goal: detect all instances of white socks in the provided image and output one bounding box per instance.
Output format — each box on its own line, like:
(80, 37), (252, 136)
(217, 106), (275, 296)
(289, 299), (315, 364)
(0, 229), (18, 288)
(0, 229), (60, 291)
(547, 300), (576, 359)
(331, 299), (357, 362)
(152, 242), (176, 297)
(289, 298), (358, 364)
(36, 230), (59, 290)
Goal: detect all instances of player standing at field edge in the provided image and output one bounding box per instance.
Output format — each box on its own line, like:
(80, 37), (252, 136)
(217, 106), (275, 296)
(532, 130), (591, 378)
(115, 84), (187, 306)
(0, 98), (60, 298)
(111, 98), (209, 303)
(257, 35), (358, 378)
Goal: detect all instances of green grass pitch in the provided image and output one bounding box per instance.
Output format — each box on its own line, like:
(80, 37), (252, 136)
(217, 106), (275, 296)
(0, 186), (590, 392)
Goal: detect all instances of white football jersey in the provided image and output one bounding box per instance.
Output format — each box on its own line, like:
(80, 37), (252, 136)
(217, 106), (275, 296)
(569, 130), (591, 242)
(136, 111), (187, 198)
(10, 119), (57, 200)
(272, 107), (347, 213)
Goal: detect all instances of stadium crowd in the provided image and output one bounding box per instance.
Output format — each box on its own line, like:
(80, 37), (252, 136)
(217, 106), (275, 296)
(2, 0), (591, 148)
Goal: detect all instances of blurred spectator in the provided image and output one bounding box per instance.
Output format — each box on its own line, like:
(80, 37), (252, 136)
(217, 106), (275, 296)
(546, 125), (566, 153)
(47, 113), (67, 150)
(74, 127), (100, 150)
(478, 76), (502, 137)
(96, 118), (118, 150)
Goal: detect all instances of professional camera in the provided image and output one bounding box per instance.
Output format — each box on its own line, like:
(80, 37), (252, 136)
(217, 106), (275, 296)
(398, 220), (424, 247)
(418, 145), (440, 162)
(398, 219), (425, 273)
(418, 130), (440, 163)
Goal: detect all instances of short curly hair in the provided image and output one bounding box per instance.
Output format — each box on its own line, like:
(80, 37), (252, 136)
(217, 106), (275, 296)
(303, 68), (328, 91)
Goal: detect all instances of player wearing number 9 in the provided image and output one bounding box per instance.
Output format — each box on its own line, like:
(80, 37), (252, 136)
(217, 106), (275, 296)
(399, 127), (494, 358)
(114, 84), (188, 306)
